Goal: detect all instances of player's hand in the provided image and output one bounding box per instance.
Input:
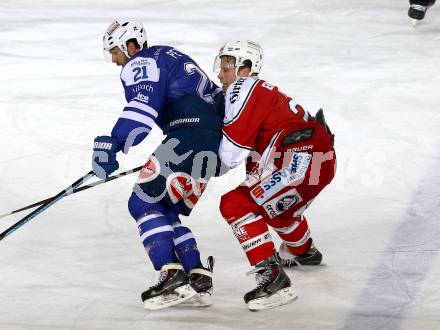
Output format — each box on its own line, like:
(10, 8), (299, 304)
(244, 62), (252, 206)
(92, 136), (120, 179)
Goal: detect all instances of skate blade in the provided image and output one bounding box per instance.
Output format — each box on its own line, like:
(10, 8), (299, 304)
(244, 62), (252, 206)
(174, 291), (212, 308)
(248, 287), (298, 311)
(143, 284), (197, 311)
(412, 19), (418, 28)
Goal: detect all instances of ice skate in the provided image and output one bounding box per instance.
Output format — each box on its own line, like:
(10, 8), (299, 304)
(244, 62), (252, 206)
(141, 263), (197, 310)
(244, 256), (297, 311)
(177, 256), (215, 307)
(408, 0), (436, 25)
(408, 4), (428, 20)
(277, 241), (323, 268)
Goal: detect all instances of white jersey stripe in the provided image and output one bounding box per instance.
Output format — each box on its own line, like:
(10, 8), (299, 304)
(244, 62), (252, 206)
(219, 133), (252, 169)
(272, 221), (301, 235)
(140, 225), (173, 242)
(284, 228), (311, 247)
(127, 100), (158, 118)
(119, 110), (155, 128)
(136, 212), (163, 227)
(241, 231), (272, 252)
(230, 213), (262, 230)
(222, 131), (253, 150)
(174, 232), (195, 246)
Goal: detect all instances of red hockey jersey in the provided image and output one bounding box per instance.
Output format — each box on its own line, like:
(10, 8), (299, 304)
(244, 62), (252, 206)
(219, 77), (332, 169)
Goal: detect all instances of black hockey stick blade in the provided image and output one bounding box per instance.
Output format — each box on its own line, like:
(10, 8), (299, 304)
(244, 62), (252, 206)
(0, 171), (95, 242)
(0, 165), (143, 220)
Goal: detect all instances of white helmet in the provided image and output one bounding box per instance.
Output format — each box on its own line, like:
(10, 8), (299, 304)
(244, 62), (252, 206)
(103, 20), (147, 57)
(214, 39), (263, 75)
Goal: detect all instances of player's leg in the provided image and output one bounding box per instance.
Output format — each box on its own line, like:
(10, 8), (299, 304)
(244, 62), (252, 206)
(267, 214), (323, 267)
(220, 186), (296, 310)
(128, 191), (179, 271)
(128, 144), (202, 309)
(220, 186), (275, 265)
(128, 192), (195, 310)
(409, 0), (436, 20)
(134, 131), (217, 308)
(169, 210), (215, 306)
(259, 146), (336, 267)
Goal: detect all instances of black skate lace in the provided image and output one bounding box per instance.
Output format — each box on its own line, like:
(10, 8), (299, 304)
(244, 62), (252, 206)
(255, 271), (272, 289)
(280, 257), (302, 269)
(410, 4), (427, 12)
(149, 270), (168, 289)
(247, 267), (272, 290)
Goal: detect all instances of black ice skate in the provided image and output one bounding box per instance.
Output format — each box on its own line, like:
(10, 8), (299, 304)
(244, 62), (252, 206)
(408, 4), (429, 20)
(244, 256), (297, 311)
(141, 263), (197, 310)
(277, 241), (323, 268)
(178, 256), (215, 307)
(408, 0), (436, 23)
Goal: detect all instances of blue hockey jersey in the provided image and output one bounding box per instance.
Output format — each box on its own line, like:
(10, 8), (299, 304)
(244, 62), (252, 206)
(111, 45), (222, 151)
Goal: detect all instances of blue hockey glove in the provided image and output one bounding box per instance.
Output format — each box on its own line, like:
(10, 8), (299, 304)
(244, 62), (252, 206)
(92, 136), (120, 179)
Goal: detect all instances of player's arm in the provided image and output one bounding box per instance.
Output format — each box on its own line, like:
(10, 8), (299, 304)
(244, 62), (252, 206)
(218, 78), (263, 169)
(218, 132), (251, 169)
(92, 57), (164, 179)
(110, 92), (158, 153)
(111, 57), (164, 153)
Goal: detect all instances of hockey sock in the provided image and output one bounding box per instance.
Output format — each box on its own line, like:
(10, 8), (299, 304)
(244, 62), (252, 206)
(136, 211), (178, 270)
(269, 215), (312, 255)
(227, 213), (275, 265)
(173, 225), (203, 273)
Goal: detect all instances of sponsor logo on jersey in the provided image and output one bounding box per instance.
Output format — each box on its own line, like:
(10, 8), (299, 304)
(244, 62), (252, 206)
(130, 58), (155, 68)
(167, 172), (193, 203)
(233, 227), (249, 243)
(286, 145), (313, 152)
(229, 78), (245, 104)
(243, 238), (261, 251)
(276, 195), (301, 212)
(242, 232), (271, 251)
(263, 189), (302, 219)
(166, 173), (207, 209)
(250, 153), (311, 205)
(132, 83), (154, 94)
(168, 117), (200, 127)
(136, 93), (149, 103)
(290, 153), (305, 175)
(262, 82), (274, 90)
(137, 156), (160, 183)
(265, 205), (278, 218)
(93, 142), (113, 150)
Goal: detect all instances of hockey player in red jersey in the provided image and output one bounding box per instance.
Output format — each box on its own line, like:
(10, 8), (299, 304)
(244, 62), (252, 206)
(214, 40), (336, 310)
(408, 0), (436, 21)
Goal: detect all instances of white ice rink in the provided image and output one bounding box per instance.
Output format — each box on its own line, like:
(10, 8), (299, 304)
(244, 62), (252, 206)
(1, 0), (440, 329)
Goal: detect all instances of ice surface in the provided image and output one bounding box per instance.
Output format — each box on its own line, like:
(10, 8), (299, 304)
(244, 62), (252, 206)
(1, 1), (440, 329)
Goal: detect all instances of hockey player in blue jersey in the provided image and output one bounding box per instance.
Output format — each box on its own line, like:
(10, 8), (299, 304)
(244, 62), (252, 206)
(92, 20), (224, 310)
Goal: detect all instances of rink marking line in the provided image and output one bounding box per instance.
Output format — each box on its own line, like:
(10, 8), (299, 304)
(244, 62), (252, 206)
(344, 153), (440, 328)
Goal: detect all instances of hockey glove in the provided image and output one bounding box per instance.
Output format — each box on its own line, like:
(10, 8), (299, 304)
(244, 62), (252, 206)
(92, 136), (120, 179)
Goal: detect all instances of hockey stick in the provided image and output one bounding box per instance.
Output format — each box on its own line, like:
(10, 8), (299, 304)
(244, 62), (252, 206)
(0, 165), (143, 220)
(0, 171), (95, 242)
